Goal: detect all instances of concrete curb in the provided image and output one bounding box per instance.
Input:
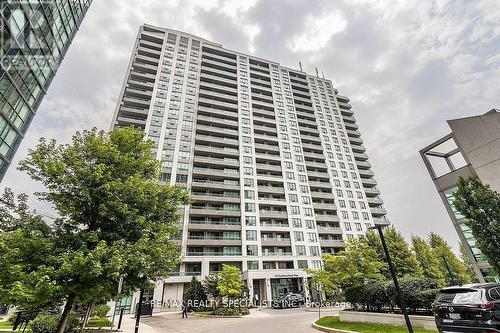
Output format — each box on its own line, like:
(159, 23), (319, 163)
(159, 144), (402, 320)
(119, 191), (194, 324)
(312, 323), (358, 333)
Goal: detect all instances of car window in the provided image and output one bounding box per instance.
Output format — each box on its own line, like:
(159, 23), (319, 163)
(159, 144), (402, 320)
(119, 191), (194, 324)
(488, 287), (500, 301)
(436, 289), (482, 304)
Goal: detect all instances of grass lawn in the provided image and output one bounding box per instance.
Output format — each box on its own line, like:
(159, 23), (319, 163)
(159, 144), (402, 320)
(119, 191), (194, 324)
(86, 318), (112, 327)
(316, 316), (437, 333)
(0, 320), (12, 329)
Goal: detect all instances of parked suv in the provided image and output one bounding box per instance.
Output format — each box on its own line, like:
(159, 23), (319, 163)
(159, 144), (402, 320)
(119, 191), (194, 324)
(433, 283), (500, 333)
(272, 292), (305, 309)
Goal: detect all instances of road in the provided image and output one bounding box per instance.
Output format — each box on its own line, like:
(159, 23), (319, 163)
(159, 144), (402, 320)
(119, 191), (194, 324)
(141, 307), (334, 333)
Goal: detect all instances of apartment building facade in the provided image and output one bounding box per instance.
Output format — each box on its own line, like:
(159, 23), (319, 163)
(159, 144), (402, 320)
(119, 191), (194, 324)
(0, 0), (92, 180)
(111, 24), (389, 308)
(420, 109), (500, 283)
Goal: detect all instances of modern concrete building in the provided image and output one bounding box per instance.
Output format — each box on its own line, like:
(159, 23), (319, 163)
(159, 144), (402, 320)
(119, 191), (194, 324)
(0, 0), (92, 180)
(111, 24), (389, 310)
(420, 109), (500, 283)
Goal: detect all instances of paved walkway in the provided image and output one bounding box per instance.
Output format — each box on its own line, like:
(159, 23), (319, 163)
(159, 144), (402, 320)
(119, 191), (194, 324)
(139, 308), (336, 333)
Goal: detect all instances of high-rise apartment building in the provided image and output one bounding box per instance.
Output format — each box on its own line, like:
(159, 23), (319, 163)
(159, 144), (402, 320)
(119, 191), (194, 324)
(0, 0), (92, 180)
(420, 109), (500, 283)
(111, 24), (389, 305)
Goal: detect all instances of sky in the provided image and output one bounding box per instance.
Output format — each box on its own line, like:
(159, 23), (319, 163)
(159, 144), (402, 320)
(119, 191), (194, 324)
(2, 0), (500, 249)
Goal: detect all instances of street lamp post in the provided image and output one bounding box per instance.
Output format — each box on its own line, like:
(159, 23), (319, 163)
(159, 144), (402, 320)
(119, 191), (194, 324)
(134, 289), (145, 333)
(441, 255), (456, 285)
(370, 224), (414, 333)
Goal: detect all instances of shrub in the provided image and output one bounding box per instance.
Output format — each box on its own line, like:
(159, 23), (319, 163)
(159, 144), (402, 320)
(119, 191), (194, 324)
(91, 304), (110, 318)
(345, 277), (439, 314)
(212, 307), (249, 316)
(29, 314), (79, 333)
(29, 314), (58, 333)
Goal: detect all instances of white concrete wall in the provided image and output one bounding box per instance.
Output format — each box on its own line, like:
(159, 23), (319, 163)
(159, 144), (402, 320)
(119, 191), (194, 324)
(339, 310), (437, 330)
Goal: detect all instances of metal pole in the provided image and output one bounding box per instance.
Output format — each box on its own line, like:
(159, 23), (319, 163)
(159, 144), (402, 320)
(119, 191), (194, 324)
(134, 289), (145, 333)
(117, 308), (125, 330)
(318, 286), (321, 320)
(376, 226), (414, 333)
(442, 256), (456, 285)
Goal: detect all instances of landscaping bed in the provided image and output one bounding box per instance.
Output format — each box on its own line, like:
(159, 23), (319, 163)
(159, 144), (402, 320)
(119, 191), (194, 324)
(315, 316), (437, 333)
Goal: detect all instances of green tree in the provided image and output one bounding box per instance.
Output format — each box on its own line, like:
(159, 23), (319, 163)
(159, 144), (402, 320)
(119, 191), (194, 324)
(203, 274), (221, 302)
(459, 243), (479, 283)
(217, 265), (243, 302)
(366, 226), (423, 278)
(0, 190), (62, 310)
(1, 128), (189, 333)
(453, 177), (500, 275)
(323, 238), (385, 289)
(429, 233), (471, 285)
(411, 236), (446, 286)
(185, 276), (207, 311)
(305, 268), (339, 298)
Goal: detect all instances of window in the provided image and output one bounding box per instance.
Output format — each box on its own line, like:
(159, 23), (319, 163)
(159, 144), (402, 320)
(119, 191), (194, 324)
(246, 230), (257, 241)
(311, 260), (322, 269)
(308, 233), (318, 242)
(244, 178), (254, 186)
(292, 218), (302, 228)
(355, 223), (363, 232)
(309, 246), (320, 256)
(245, 203), (255, 212)
(247, 261), (259, 270)
(305, 220), (315, 229)
(246, 216), (256, 226)
(289, 194), (298, 202)
(244, 190), (255, 199)
(294, 231), (304, 241)
(297, 260), (308, 269)
(247, 245), (258, 256)
(296, 245), (306, 256)
(244, 167), (253, 176)
(291, 206), (300, 215)
(344, 222), (352, 231)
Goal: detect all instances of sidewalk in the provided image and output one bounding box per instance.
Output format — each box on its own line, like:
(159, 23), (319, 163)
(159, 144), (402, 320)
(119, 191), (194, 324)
(116, 314), (159, 333)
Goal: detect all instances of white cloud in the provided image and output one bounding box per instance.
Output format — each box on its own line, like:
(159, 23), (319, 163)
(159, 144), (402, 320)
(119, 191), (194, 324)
(288, 11), (347, 52)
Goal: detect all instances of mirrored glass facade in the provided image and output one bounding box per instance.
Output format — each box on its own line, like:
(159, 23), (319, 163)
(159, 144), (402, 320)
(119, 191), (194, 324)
(0, 0), (92, 180)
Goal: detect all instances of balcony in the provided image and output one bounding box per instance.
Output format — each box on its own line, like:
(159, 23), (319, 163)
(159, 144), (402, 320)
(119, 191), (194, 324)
(259, 210), (288, 219)
(349, 136), (363, 145)
(313, 202), (337, 211)
(320, 239), (345, 247)
(186, 238), (241, 246)
(364, 187), (381, 196)
(194, 145), (239, 157)
(195, 134), (239, 147)
(192, 167), (239, 179)
(367, 196), (384, 206)
(186, 252), (242, 257)
(315, 214), (340, 222)
(257, 185), (285, 195)
(346, 129), (361, 138)
(351, 144), (367, 153)
(191, 180), (240, 191)
(188, 221), (241, 231)
(361, 178), (378, 187)
(356, 160), (372, 169)
(344, 122), (359, 131)
(353, 152), (369, 161)
(261, 238), (292, 247)
(370, 207), (388, 216)
(189, 207), (241, 217)
(262, 251), (293, 257)
(191, 193), (240, 204)
(358, 169), (375, 178)
(343, 115), (356, 123)
(317, 226), (343, 234)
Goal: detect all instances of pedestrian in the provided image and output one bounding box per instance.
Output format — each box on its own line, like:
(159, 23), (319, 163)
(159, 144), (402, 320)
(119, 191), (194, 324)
(181, 300), (188, 319)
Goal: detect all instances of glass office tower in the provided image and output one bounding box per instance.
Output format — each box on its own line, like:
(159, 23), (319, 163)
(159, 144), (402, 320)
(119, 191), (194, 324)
(0, 0), (92, 180)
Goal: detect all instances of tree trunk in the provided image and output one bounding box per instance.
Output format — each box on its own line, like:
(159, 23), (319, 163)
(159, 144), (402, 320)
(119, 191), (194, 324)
(56, 293), (77, 333)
